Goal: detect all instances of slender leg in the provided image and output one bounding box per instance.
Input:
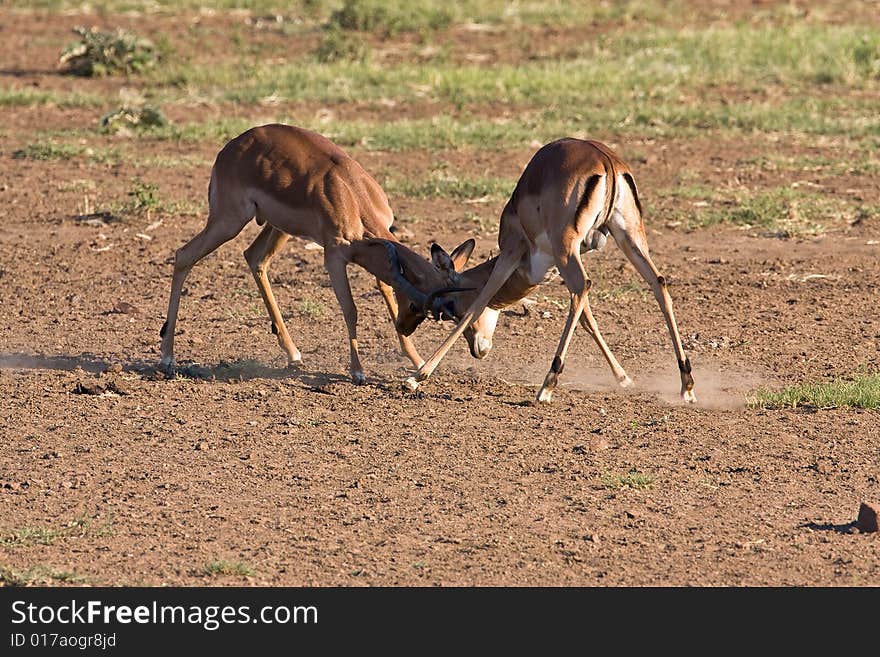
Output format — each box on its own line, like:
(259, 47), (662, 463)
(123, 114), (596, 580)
(608, 219), (696, 403)
(376, 278), (424, 369)
(243, 225), (301, 366)
(159, 216), (247, 374)
(578, 300), (632, 387)
(405, 244), (526, 389)
(535, 254), (590, 404)
(325, 253), (366, 385)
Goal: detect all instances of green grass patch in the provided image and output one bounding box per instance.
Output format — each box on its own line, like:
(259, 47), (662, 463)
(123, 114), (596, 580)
(1, 515), (113, 548)
(749, 374), (880, 409)
(601, 470), (655, 490)
(385, 168), (512, 200)
(328, 0), (453, 35)
(147, 24), (880, 106)
(0, 564), (87, 587)
(12, 142), (86, 161)
(658, 182), (876, 235)
(0, 87), (104, 108)
(298, 300), (327, 319)
(203, 560), (256, 577)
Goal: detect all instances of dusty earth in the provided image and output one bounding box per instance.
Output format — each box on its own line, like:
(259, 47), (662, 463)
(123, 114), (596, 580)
(1, 5), (879, 586)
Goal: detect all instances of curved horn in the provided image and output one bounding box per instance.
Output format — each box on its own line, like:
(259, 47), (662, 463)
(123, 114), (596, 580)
(380, 240), (427, 307)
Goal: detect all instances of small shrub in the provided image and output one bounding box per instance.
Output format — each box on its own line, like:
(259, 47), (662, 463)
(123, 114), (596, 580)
(100, 105), (168, 134)
(123, 179), (161, 215)
(329, 0), (453, 36)
(314, 25), (369, 63)
(59, 26), (158, 77)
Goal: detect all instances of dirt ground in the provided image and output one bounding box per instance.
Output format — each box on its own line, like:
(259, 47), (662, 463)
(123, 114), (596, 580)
(1, 6), (879, 586)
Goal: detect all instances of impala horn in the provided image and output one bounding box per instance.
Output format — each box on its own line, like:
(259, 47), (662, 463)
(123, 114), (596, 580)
(380, 240), (428, 307)
(423, 286), (476, 321)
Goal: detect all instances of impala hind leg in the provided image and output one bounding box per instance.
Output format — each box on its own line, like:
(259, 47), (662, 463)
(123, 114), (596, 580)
(609, 216), (695, 403)
(243, 225), (302, 366)
(578, 301), (632, 388)
(536, 254), (591, 404)
(159, 215), (248, 375)
(376, 278), (424, 369)
(325, 254), (366, 385)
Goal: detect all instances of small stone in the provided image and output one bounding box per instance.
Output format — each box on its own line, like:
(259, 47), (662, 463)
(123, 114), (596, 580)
(105, 363), (123, 374)
(589, 436), (610, 451)
(195, 441), (209, 451)
(624, 509), (637, 519)
(857, 502), (879, 533)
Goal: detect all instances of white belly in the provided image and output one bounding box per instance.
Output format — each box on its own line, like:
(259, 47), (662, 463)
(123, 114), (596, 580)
(526, 233), (557, 285)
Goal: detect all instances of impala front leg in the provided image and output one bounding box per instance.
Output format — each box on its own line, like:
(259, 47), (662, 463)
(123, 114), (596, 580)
(376, 278), (424, 369)
(404, 246), (525, 391)
(325, 255), (366, 385)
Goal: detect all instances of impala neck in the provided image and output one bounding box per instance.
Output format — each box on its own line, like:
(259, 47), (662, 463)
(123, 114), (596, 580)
(461, 255), (537, 310)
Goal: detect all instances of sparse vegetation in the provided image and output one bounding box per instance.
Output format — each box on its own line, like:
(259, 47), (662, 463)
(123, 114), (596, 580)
(313, 25), (370, 63)
(385, 170), (512, 201)
(59, 26), (159, 77)
(0, 564), (87, 587)
(100, 105), (169, 134)
(204, 560), (256, 577)
(12, 142), (84, 161)
(749, 374), (880, 410)
(1, 515), (113, 548)
(601, 470), (655, 490)
(298, 300), (326, 319)
(328, 0), (453, 35)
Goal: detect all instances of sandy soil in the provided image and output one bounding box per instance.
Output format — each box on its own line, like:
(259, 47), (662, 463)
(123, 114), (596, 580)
(1, 5), (878, 586)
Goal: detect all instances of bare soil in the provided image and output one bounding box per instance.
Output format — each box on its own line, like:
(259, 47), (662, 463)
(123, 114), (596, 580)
(1, 5), (879, 586)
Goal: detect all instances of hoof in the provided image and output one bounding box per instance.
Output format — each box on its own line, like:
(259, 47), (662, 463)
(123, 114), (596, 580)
(351, 371), (367, 386)
(286, 353), (303, 368)
(535, 388), (554, 404)
(403, 376), (419, 392)
(618, 375), (633, 388)
(682, 389), (697, 404)
(159, 359), (175, 378)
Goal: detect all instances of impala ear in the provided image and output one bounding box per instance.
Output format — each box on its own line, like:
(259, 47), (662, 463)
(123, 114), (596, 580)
(430, 243), (454, 274)
(449, 238), (475, 271)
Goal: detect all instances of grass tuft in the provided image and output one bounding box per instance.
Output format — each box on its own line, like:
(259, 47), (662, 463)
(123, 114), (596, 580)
(203, 560), (256, 577)
(0, 564), (87, 587)
(749, 374), (880, 409)
(601, 470), (655, 490)
(298, 300), (326, 319)
(329, 0), (453, 35)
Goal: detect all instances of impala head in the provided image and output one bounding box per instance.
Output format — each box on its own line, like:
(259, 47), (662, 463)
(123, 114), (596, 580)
(392, 239), (475, 335)
(376, 239), (476, 336)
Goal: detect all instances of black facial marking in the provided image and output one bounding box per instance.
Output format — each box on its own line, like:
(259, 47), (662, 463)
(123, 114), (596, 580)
(678, 357), (692, 374)
(551, 356), (564, 375)
(271, 322), (279, 335)
(160, 320), (168, 338)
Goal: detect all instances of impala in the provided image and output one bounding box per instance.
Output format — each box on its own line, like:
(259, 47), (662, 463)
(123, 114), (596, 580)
(402, 138), (696, 404)
(159, 124), (473, 384)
